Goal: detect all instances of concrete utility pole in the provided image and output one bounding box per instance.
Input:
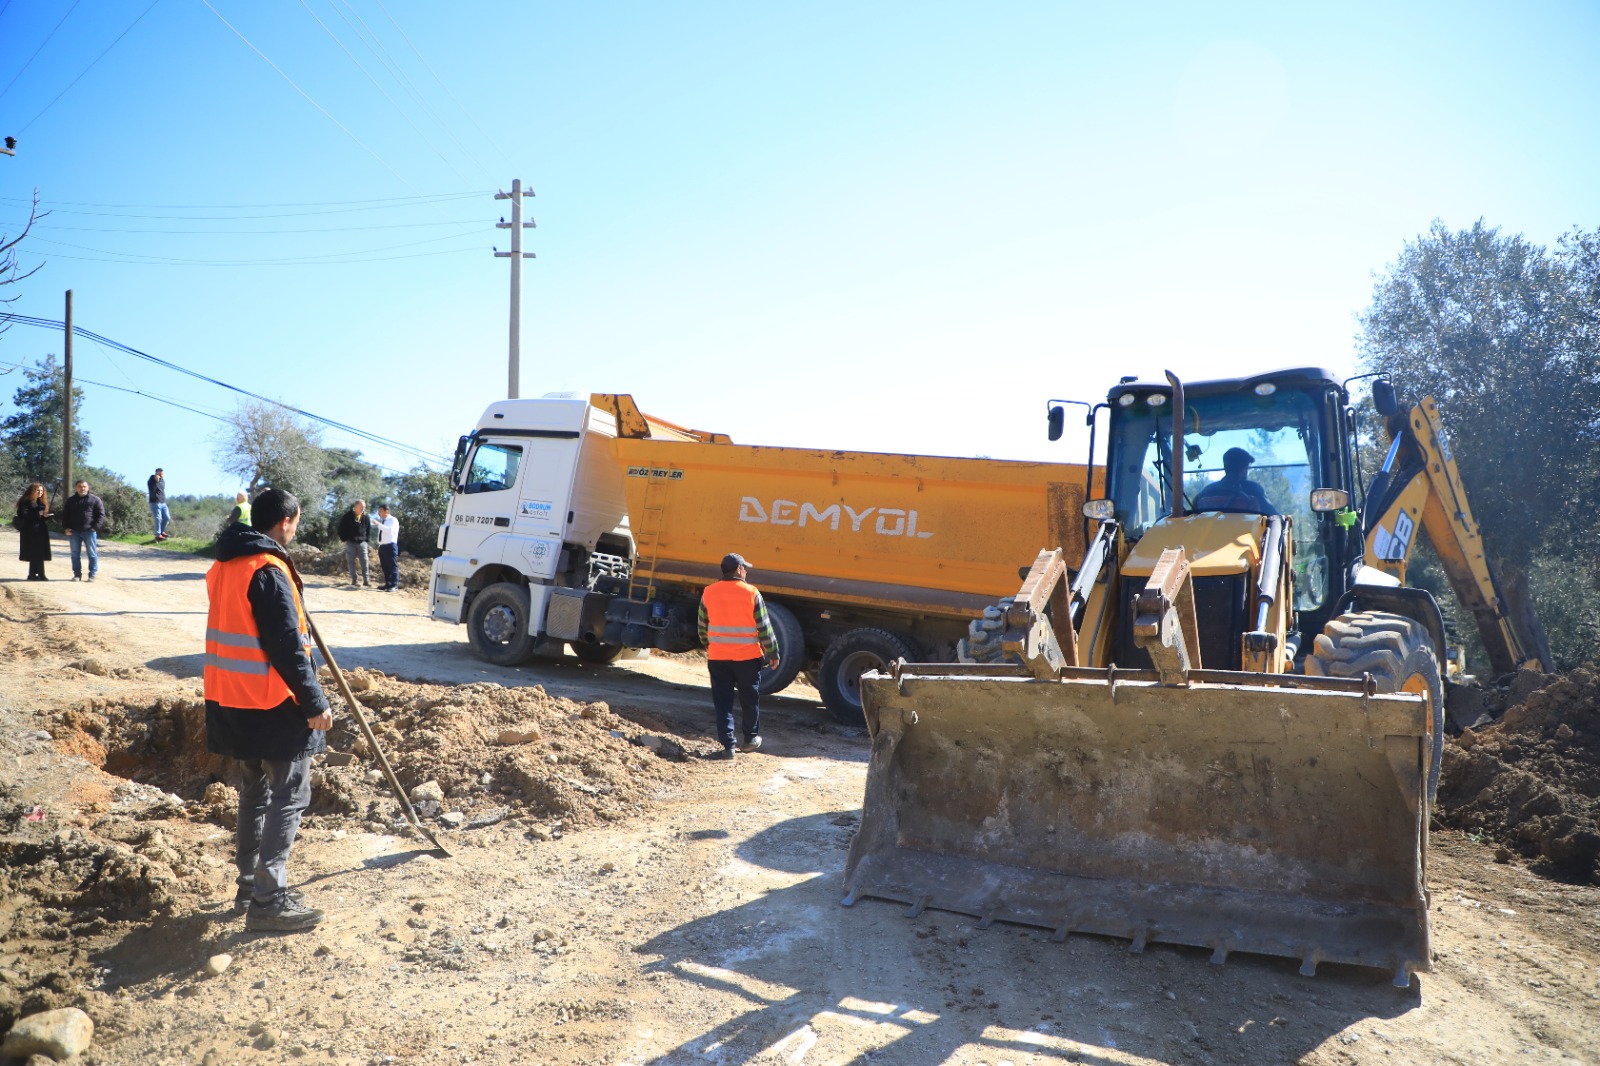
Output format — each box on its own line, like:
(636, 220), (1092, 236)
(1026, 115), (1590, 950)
(62, 289), (72, 499)
(493, 180), (536, 400)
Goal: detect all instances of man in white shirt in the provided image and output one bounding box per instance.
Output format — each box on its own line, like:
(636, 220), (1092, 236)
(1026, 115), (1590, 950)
(375, 504), (401, 592)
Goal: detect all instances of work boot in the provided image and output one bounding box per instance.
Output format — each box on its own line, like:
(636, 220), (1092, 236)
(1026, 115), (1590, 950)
(739, 735), (762, 753)
(245, 891), (324, 932)
(715, 746), (736, 761)
(233, 881), (307, 914)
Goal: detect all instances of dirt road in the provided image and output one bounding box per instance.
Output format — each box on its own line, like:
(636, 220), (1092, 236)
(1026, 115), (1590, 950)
(2, 533), (1598, 1065)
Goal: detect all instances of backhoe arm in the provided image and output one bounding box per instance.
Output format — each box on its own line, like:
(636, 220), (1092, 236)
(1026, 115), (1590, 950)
(1363, 397), (1540, 675)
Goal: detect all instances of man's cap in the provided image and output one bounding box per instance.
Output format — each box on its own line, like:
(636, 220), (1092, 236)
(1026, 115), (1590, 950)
(1223, 447), (1255, 469)
(721, 552), (751, 575)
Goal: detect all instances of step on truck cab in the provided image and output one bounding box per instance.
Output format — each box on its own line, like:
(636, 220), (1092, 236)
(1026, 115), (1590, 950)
(431, 393), (1098, 724)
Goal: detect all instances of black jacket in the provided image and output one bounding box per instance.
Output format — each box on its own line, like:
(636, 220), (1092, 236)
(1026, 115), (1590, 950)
(337, 508), (372, 544)
(147, 474), (165, 504)
(204, 522), (329, 762)
(62, 492), (106, 533)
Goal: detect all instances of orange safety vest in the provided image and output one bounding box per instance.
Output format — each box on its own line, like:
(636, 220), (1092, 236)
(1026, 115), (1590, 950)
(204, 553), (314, 709)
(701, 579), (765, 661)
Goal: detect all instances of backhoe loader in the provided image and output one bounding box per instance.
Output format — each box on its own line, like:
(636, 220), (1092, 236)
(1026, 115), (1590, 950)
(841, 367), (1541, 987)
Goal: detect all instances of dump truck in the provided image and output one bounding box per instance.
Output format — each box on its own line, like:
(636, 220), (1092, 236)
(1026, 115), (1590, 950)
(429, 393), (1098, 722)
(841, 367), (1541, 987)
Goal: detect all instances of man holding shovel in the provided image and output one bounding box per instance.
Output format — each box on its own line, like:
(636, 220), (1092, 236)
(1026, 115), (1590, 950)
(203, 488), (331, 932)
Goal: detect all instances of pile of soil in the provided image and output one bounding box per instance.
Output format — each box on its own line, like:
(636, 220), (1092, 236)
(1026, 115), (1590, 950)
(1438, 664), (1600, 883)
(287, 543), (432, 589)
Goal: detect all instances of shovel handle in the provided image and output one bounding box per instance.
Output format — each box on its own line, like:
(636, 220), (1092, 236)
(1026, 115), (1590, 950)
(304, 616), (451, 857)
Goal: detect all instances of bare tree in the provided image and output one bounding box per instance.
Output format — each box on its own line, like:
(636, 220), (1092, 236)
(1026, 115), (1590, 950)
(1, 190), (45, 348)
(213, 399), (326, 504)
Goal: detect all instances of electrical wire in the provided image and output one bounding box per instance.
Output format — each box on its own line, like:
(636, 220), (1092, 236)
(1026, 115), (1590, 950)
(198, 0), (419, 193)
(295, 0), (470, 185)
(326, 0), (492, 179)
(24, 218), (484, 235)
(368, 0), (514, 173)
(0, 0), (83, 102)
(0, 314), (450, 466)
(19, 0), (163, 134)
(26, 246), (479, 266)
(28, 225), (480, 263)
(0, 191), (484, 210)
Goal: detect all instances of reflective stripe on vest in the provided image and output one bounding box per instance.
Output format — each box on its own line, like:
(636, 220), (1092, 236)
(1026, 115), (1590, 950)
(701, 580), (764, 660)
(204, 552), (313, 709)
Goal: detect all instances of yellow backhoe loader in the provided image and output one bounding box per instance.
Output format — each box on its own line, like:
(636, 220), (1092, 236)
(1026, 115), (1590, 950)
(841, 368), (1541, 987)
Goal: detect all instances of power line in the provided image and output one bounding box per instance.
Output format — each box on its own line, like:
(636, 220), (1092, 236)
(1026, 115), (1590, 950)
(0, 314), (449, 466)
(26, 245), (479, 267)
(0, 191), (484, 210)
(28, 225), (480, 263)
(198, 0), (419, 193)
(0, 0), (82, 103)
(295, 0), (470, 184)
(24, 217), (484, 235)
(20, 0), (162, 134)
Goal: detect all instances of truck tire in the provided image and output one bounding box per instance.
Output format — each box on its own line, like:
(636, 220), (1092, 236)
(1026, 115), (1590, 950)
(818, 628), (916, 727)
(570, 641), (625, 665)
(757, 601), (806, 695)
(466, 583), (538, 667)
(1305, 611), (1445, 807)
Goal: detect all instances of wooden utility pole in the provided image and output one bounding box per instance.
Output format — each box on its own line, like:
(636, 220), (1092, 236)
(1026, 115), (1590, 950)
(493, 180), (536, 399)
(62, 289), (72, 499)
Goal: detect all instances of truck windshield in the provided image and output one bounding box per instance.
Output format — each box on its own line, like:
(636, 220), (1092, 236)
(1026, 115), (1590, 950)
(464, 442), (523, 494)
(1106, 386), (1331, 611)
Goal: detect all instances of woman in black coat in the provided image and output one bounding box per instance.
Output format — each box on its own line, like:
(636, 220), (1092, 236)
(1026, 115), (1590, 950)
(14, 481), (53, 580)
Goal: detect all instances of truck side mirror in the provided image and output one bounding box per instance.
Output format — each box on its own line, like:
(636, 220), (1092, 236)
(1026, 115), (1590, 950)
(1372, 380), (1400, 418)
(1047, 404), (1065, 442)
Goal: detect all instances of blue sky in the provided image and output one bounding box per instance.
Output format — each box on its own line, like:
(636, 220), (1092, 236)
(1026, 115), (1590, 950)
(2, 1), (1597, 497)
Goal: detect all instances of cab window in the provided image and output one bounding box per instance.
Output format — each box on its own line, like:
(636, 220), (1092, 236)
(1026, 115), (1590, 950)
(463, 442), (522, 494)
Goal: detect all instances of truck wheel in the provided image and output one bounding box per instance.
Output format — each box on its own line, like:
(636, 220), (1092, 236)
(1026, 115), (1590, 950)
(466, 583), (538, 667)
(818, 628), (916, 726)
(1305, 612), (1445, 807)
(570, 641), (625, 665)
(757, 601), (806, 695)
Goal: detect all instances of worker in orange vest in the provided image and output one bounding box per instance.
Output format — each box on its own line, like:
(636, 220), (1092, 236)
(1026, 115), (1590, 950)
(697, 552), (781, 760)
(203, 488), (332, 933)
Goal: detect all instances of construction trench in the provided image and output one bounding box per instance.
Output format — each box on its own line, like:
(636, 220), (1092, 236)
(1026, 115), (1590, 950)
(1, 548), (1598, 1064)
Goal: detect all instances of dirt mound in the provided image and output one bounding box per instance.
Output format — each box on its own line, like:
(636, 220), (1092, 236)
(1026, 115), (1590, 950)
(288, 543), (431, 589)
(1437, 664), (1600, 883)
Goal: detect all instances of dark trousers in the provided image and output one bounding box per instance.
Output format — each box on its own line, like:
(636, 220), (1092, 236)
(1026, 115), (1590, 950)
(237, 752), (312, 901)
(708, 656), (763, 749)
(378, 543), (399, 589)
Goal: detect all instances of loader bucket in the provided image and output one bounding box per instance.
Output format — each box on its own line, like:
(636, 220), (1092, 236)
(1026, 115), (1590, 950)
(842, 664), (1433, 986)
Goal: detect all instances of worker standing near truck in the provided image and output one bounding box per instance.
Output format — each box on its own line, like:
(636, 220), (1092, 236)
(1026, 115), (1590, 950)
(698, 553), (780, 761)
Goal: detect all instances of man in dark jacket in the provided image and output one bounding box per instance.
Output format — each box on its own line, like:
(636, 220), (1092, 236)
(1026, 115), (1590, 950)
(61, 479), (106, 582)
(147, 467), (170, 540)
(336, 499), (373, 587)
(204, 488), (331, 932)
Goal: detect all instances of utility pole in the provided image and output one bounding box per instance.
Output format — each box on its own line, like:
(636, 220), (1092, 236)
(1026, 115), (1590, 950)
(493, 180), (536, 399)
(62, 289), (72, 499)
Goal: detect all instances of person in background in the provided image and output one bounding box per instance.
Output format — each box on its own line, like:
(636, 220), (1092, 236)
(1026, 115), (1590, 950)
(62, 479), (106, 582)
(203, 488), (331, 932)
(227, 491), (252, 528)
(148, 467), (171, 540)
(14, 481), (53, 581)
(337, 499), (373, 588)
(374, 503), (400, 592)
(696, 552), (781, 760)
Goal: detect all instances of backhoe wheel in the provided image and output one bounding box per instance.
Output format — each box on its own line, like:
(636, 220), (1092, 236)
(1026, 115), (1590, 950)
(1305, 611), (1445, 806)
(466, 583), (538, 666)
(757, 601), (806, 696)
(570, 641), (625, 665)
(818, 628), (917, 726)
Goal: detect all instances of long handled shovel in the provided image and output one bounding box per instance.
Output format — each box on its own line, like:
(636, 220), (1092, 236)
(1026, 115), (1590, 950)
(304, 617), (451, 858)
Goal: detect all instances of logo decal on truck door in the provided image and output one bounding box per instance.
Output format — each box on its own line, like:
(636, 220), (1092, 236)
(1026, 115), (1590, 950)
(738, 497), (935, 538)
(520, 500), (553, 521)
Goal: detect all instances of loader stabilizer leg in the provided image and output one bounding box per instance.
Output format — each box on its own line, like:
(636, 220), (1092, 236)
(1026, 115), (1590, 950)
(1132, 547), (1200, 685)
(998, 548), (1075, 676)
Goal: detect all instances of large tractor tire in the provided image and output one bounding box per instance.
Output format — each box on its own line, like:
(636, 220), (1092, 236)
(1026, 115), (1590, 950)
(1306, 611), (1445, 806)
(757, 601), (806, 696)
(818, 627), (917, 726)
(466, 582), (538, 666)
